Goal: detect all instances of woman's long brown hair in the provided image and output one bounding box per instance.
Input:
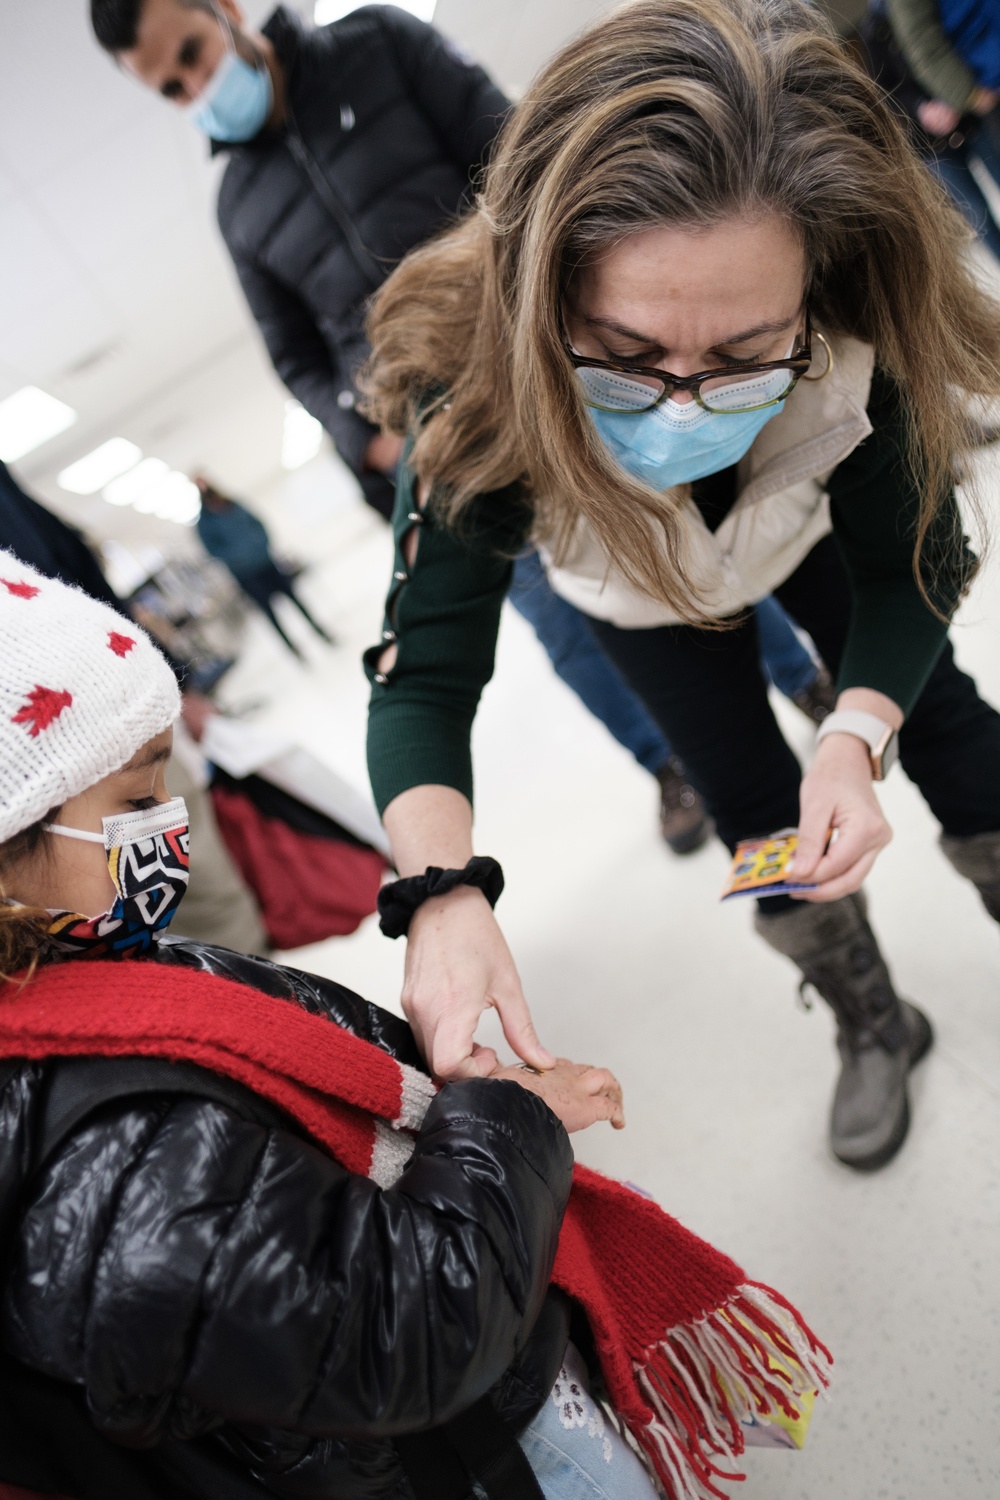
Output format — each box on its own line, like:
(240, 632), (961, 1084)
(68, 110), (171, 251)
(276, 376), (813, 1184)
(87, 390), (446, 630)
(363, 0), (999, 621)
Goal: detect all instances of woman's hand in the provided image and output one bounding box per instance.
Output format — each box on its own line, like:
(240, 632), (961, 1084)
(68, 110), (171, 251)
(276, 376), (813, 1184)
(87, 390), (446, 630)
(790, 686), (902, 900)
(402, 884), (555, 1081)
(789, 733), (892, 900)
(491, 1057), (626, 1133)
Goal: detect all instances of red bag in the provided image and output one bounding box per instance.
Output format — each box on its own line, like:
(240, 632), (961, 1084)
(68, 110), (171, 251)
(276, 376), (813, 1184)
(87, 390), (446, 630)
(210, 778), (385, 950)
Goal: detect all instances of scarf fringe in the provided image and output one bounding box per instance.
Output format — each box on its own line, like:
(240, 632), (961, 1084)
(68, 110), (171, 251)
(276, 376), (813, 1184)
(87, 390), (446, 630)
(628, 1283), (832, 1500)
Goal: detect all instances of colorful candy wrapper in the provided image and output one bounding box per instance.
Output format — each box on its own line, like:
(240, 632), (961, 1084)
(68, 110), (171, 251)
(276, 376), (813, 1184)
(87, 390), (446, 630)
(721, 828), (818, 900)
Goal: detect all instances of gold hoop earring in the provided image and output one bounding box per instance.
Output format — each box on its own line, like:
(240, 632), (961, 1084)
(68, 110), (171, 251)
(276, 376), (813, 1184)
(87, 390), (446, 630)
(801, 329), (834, 382)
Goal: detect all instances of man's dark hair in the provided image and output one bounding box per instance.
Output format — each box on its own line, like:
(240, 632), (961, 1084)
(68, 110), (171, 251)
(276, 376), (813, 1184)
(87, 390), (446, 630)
(90, 0), (212, 53)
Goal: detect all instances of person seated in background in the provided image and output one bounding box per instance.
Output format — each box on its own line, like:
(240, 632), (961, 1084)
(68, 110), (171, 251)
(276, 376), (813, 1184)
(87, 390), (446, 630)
(194, 473), (335, 658)
(0, 557), (827, 1500)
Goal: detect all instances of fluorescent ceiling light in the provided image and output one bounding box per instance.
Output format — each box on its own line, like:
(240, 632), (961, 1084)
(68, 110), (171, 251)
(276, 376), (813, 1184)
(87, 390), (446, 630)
(58, 438), (142, 495)
(315, 0), (436, 23)
(104, 457), (168, 507)
(0, 386), (77, 463)
(282, 400), (324, 469)
(104, 460), (200, 526)
(137, 471), (201, 526)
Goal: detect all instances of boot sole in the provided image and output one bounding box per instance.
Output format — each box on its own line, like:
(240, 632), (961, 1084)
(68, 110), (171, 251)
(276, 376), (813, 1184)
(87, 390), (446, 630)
(832, 1003), (934, 1172)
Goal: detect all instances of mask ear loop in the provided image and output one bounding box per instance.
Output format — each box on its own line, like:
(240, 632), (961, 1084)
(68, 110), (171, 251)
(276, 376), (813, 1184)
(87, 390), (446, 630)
(211, 0), (237, 55)
(43, 823), (107, 844)
(801, 329), (834, 383)
(211, 0), (268, 80)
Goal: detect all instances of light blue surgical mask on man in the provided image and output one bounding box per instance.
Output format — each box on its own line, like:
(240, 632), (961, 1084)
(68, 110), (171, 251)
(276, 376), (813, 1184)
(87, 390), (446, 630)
(580, 361), (793, 492)
(187, 22), (273, 142)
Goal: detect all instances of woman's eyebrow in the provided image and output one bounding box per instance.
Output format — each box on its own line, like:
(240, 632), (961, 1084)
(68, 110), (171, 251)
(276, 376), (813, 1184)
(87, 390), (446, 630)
(583, 315), (662, 346)
(582, 312), (799, 347)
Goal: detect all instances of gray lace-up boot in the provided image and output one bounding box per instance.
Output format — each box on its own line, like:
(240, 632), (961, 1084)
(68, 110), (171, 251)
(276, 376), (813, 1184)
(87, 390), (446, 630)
(754, 893), (933, 1170)
(939, 830), (1000, 923)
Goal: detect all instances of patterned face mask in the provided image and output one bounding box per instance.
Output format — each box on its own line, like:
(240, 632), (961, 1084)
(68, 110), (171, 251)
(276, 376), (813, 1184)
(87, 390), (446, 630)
(44, 797), (190, 958)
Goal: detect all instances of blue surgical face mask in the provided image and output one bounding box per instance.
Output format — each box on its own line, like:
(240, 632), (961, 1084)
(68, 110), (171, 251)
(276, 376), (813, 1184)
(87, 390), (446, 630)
(581, 362), (792, 492)
(187, 34), (273, 142)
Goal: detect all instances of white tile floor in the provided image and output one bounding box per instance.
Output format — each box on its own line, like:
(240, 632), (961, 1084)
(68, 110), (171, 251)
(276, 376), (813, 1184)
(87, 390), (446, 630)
(217, 442), (1000, 1499)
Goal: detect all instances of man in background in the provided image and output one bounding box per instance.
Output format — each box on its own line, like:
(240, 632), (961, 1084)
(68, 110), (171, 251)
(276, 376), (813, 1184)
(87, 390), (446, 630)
(90, 0), (848, 854)
(90, 0), (508, 518)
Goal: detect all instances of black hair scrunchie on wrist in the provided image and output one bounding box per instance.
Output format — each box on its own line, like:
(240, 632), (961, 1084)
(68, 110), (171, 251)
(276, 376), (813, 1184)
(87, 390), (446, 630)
(377, 857), (505, 939)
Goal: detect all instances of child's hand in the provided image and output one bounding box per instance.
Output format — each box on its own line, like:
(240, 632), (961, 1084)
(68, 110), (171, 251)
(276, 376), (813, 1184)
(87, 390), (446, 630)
(491, 1057), (625, 1132)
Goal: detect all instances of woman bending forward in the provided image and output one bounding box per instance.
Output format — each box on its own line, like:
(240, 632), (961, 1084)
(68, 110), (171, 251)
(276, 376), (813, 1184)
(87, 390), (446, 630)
(362, 0), (1000, 1171)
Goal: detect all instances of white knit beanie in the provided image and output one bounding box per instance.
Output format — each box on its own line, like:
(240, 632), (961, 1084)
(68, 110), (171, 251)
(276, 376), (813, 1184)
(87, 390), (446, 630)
(0, 552), (180, 843)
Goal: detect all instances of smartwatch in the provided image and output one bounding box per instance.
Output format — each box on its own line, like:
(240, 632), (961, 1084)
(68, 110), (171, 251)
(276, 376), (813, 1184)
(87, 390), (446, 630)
(815, 709), (899, 781)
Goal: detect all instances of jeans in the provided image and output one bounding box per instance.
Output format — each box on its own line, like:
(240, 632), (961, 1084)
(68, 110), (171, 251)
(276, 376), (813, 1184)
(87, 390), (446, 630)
(755, 593), (817, 697)
(509, 550), (818, 776)
(591, 534), (1000, 898)
(508, 550), (670, 775)
(929, 110), (1000, 264)
(510, 1343), (659, 1500)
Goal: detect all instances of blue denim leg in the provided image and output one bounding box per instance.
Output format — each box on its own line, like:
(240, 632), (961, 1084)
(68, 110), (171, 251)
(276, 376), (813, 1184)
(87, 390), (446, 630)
(755, 595), (817, 698)
(509, 550), (671, 775)
(513, 1343), (660, 1500)
(930, 143), (1000, 264)
(972, 110), (1000, 187)
(968, 111), (1000, 263)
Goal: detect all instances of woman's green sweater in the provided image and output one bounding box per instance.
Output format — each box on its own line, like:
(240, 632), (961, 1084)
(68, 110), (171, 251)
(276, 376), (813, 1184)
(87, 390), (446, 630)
(365, 376), (973, 814)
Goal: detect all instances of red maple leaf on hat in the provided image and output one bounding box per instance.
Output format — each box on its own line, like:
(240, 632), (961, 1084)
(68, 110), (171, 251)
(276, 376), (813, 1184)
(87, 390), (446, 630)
(2, 578), (40, 599)
(12, 685), (73, 737)
(108, 631), (136, 657)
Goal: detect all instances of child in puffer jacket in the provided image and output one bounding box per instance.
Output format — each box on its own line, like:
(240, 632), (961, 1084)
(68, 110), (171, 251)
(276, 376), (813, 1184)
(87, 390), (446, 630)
(0, 555), (827, 1500)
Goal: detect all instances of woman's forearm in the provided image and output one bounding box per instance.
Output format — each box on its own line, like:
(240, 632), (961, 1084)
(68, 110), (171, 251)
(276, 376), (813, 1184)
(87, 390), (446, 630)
(835, 686), (904, 731)
(383, 784), (475, 876)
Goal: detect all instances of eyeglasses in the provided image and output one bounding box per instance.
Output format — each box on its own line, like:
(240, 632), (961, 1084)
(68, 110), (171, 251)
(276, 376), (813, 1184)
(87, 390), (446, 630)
(568, 314), (818, 416)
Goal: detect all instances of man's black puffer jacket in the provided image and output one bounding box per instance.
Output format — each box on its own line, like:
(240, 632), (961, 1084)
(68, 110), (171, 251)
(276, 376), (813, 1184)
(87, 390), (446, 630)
(0, 938), (573, 1499)
(215, 6), (509, 509)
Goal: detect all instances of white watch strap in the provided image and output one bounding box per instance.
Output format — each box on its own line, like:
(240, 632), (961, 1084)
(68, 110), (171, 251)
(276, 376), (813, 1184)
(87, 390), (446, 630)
(815, 709), (891, 751)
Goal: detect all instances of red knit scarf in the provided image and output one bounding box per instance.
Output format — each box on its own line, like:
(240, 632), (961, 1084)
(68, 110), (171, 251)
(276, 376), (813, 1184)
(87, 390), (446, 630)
(0, 961), (831, 1499)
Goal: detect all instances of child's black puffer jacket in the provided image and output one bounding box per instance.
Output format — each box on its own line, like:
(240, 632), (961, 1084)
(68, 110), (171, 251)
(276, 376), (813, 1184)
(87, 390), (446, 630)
(0, 938), (574, 1499)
